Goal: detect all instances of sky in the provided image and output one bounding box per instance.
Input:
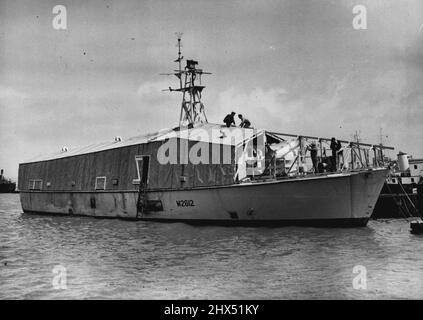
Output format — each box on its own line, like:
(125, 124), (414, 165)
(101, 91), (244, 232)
(0, 0), (422, 180)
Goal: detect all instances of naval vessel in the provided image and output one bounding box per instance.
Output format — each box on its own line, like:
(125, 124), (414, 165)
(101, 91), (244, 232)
(18, 37), (391, 226)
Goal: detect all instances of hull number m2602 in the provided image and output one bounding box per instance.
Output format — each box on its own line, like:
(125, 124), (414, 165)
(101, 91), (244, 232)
(176, 200), (195, 207)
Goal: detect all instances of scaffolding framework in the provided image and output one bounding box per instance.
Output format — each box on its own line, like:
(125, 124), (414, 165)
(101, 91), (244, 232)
(161, 34), (211, 127)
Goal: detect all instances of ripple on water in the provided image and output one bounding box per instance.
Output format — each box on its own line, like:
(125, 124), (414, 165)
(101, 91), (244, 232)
(1, 193), (423, 299)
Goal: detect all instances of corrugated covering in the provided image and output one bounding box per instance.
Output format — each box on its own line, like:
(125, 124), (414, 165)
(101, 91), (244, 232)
(156, 123), (261, 146)
(18, 140), (235, 191)
(22, 123), (263, 164)
(22, 127), (176, 164)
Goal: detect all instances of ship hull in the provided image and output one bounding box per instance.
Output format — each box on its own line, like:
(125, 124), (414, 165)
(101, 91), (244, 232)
(20, 168), (388, 227)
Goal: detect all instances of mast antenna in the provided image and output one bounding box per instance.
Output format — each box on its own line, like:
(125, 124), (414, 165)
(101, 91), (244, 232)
(161, 33), (211, 127)
(175, 32), (183, 89)
(353, 130), (361, 144)
(379, 127), (388, 146)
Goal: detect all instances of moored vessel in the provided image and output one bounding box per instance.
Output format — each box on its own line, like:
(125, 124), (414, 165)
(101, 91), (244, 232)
(18, 36), (390, 227)
(0, 169), (16, 193)
(372, 152), (422, 219)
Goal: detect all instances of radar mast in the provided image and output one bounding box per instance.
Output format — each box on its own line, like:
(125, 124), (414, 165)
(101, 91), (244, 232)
(161, 33), (211, 127)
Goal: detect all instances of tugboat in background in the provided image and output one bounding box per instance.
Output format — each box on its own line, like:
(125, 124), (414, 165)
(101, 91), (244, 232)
(0, 169), (16, 193)
(372, 152), (423, 219)
(410, 219), (423, 235)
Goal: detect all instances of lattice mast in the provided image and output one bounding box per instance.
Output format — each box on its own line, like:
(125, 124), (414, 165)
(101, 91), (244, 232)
(161, 33), (211, 127)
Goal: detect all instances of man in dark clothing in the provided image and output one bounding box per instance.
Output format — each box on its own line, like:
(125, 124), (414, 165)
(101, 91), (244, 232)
(336, 140), (343, 168)
(330, 137), (340, 171)
(307, 142), (319, 173)
(223, 112), (236, 128)
(238, 114), (251, 128)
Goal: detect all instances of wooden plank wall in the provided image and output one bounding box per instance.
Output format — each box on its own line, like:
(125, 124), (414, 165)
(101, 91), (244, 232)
(18, 139), (236, 191)
(19, 143), (141, 191)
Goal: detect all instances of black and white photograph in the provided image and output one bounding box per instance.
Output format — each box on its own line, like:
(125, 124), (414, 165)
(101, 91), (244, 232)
(1, 0), (423, 305)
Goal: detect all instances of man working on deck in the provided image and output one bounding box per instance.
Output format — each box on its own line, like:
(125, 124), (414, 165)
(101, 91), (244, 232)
(330, 137), (341, 171)
(223, 112), (236, 127)
(306, 142), (319, 173)
(336, 140), (344, 169)
(238, 114), (251, 128)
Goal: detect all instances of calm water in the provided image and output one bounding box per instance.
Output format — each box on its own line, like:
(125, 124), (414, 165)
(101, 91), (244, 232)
(1, 193), (423, 300)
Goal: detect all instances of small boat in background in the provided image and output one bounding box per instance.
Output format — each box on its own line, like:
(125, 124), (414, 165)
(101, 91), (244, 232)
(372, 152), (423, 219)
(0, 169), (16, 193)
(410, 219), (423, 234)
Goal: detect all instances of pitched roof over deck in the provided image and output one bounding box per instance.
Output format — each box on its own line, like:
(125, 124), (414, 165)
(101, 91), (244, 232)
(21, 123), (268, 164)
